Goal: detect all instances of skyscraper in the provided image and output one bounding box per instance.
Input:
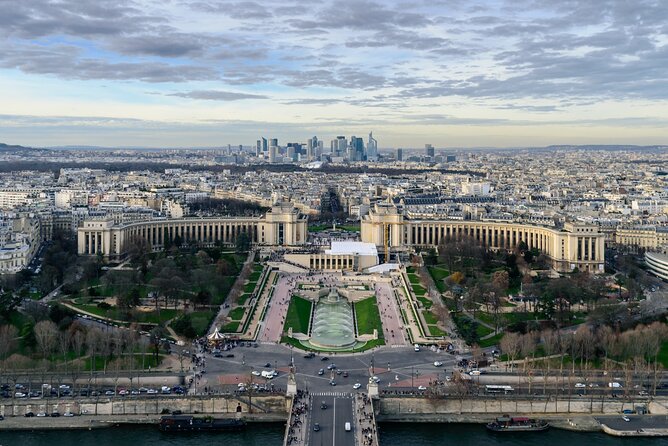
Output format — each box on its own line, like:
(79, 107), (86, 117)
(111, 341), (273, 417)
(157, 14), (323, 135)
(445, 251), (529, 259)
(261, 137), (268, 154)
(256, 140), (262, 156)
(396, 147), (403, 161)
(270, 138), (278, 148)
(366, 132), (378, 161)
(336, 136), (347, 155)
(350, 136), (364, 161)
(425, 144), (435, 158)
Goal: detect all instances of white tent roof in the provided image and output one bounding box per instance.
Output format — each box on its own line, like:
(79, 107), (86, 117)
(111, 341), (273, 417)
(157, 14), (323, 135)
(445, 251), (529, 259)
(207, 328), (225, 341)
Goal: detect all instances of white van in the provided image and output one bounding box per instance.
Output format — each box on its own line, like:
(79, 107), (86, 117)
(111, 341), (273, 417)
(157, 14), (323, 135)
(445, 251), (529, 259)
(344, 422), (351, 432)
(414, 344), (420, 352)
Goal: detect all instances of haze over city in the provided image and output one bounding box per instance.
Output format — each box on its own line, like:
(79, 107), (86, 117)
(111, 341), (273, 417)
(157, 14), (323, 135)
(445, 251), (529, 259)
(2, 0), (668, 147)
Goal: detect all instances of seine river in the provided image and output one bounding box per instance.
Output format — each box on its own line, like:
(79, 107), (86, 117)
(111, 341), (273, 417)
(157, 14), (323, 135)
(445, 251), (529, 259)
(2, 423), (666, 446)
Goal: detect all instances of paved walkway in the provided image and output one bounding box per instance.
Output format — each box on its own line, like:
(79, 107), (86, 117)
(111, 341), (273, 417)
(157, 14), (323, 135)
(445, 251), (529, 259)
(259, 274), (296, 343)
(375, 281), (407, 346)
(354, 394), (379, 446)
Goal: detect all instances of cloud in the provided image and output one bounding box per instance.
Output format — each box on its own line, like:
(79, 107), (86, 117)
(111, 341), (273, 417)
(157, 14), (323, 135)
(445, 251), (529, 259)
(167, 90), (269, 100)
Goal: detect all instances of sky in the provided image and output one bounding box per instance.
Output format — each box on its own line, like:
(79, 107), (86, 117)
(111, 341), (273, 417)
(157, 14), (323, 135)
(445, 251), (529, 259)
(1, 0), (668, 148)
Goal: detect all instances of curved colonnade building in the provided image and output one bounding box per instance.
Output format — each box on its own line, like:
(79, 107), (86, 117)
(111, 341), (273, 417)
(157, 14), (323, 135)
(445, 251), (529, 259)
(361, 203), (605, 274)
(645, 252), (668, 281)
(77, 202), (308, 259)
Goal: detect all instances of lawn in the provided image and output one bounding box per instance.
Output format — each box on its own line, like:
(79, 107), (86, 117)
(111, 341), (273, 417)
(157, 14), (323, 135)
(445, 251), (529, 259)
(407, 274), (421, 285)
(416, 295), (432, 309)
(428, 325), (446, 337)
(658, 341), (668, 368)
(284, 295), (313, 334)
(220, 321), (241, 332)
(406, 266), (416, 274)
(427, 266), (450, 282)
(244, 281), (258, 294)
(190, 310), (215, 336)
(355, 296), (383, 338)
(478, 332), (504, 348)
(228, 306), (246, 320)
(422, 311), (438, 325)
(248, 270), (262, 282)
(238, 293), (252, 305)
(476, 324), (494, 338)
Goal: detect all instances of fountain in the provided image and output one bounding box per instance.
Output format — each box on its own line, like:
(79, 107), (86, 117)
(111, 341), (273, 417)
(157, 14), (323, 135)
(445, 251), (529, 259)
(310, 288), (356, 349)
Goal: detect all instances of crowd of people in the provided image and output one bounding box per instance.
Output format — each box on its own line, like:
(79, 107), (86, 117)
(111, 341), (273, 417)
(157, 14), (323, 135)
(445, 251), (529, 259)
(286, 390), (309, 445)
(356, 393), (378, 446)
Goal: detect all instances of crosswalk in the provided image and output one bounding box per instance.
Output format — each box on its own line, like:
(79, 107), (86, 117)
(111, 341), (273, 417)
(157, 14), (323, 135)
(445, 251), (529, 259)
(310, 391), (351, 397)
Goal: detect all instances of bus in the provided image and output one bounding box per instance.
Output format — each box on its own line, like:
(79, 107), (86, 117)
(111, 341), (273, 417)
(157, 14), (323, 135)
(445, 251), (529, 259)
(485, 385), (514, 394)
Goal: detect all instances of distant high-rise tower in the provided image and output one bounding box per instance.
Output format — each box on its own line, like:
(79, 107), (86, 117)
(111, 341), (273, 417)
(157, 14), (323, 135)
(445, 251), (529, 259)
(261, 137), (268, 154)
(269, 145), (278, 163)
(366, 132), (378, 161)
(256, 140), (262, 156)
(270, 138), (278, 148)
(336, 136), (347, 155)
(425, 143), (435, 158)
(307, 136), (318, 160)
(350, 136), (364, 161)
(396, 148), (403, 161)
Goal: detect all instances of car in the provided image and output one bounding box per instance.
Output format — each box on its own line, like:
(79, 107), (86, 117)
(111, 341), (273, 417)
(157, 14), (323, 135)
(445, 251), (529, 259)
(469, 370), (481, 376)
(139, 387), (149, 393)
(321, 356), (329, 361)
(24, 412), (35, 417)
(574, 383), (586, 388)
(344, 422), (351, 432)
(63, 412), (75, 417)
(252, 370), (261, 376)
(353, 383), (362, 390)
(314, 423), (320, 432)
(225, 353), (235, 358)
(118, 389), (128, 396)
(622, 409), (635, 414)
(336, 369), (343, 375)
(51, 412), (61, 417)
(414, 344), (420, 352)
(639, 391), (649, 397)
(588, 383), (599, 388)
(433, 361), (443, 367)
(146, 388), (158, 394)
(90, 390), (100, 397)
(36, 412), (48, 417)
(264, 363), (272, 368)
(329, 380), (336, 386)
(318, 369), (325, 375)
(14, 392), (26, 398)
(372, 376), (381, 384)
(304, 352), (315, 359)
(131, 389), (141, 395)
(418, 385), (427, 391)
(343, 371), (349, 378)
(327, 363), (337, 370)
(105, 390), (115, 396)
(0, 414), (4, 420)
(622, 416), (631, 422)
(321, 401), (328, 409)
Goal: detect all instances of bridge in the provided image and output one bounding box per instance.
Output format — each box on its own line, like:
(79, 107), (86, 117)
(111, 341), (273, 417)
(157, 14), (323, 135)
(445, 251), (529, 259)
(283, 390), (379, 446)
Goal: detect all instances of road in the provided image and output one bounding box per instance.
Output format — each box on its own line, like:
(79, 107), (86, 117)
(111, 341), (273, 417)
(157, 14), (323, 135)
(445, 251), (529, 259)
(307, 393), (354, 446)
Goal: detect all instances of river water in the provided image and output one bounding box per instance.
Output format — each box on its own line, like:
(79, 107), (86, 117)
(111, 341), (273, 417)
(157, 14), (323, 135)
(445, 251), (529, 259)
(2, 423), (666, 446)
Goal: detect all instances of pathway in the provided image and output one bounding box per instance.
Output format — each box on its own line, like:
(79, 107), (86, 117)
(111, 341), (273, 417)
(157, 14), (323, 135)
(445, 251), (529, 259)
(375, 281), (407, 346)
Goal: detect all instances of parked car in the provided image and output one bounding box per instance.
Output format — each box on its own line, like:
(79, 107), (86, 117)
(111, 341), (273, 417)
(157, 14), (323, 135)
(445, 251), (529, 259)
(418, 385), (427, 391)
(622, 415), (631, 422)
(24, 412), (35, 417)
(353, 383), (362, 390)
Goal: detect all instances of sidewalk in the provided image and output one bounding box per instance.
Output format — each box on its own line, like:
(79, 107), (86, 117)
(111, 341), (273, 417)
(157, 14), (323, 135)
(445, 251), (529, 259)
(355, 393), (379, 446)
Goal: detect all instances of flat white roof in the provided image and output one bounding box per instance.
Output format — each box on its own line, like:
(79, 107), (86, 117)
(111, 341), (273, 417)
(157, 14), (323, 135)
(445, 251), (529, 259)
(325, 241), (378, 256)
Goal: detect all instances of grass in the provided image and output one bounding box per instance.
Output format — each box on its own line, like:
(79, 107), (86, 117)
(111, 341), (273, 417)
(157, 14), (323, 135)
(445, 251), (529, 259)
(248, 270), (262, 282)
(238, 293), (252, 305)
(243, 281), (258, 294)
(427, 266), (450, 283)
(428, 325), (446, 337)
(220, 321), (241, 332)
(284, 295), (312, 334)
(411, 284), (427, 296)
(416, 295), (432, 309)
(406, 266), (416, 274)
(476, 324), (494, 338)
(657, 341), (668, 368)
(478, 332), (504, 348)
(407, 274), (421, 285)
(228, 307), (246, 320)
(338, 224), (361, 232)
(422, 311), (438, 325)
(190, 310), (215, 336)
(354, 296), (383, 338)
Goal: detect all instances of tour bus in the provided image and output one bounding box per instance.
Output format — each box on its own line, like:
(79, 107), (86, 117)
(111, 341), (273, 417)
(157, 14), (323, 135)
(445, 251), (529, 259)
(485, 385), (514, 394)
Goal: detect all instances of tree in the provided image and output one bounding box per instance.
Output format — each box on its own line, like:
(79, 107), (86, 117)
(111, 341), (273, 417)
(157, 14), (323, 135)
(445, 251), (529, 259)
(491, 270), (509, 296)
(235, 231), (251, 253)
(0, 325), (18, 360)
(500, 332), (521, 371)
(34, 320), (58, 360)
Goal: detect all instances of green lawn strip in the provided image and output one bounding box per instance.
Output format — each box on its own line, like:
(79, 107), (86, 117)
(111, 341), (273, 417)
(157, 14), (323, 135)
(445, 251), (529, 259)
(478, 332), (504, 348)
(338, 224), (361, 232)
(416, 295), (432, 309)
(228, 307), (246, 320)
(422, 310), (438, 325)
(243, 281), (258, 294)
(428, 325), (446, 337)
(284, 295), (312, 334)
(407, 274), (421, 285)
(476, 323), (494, 338)
(406, 266), (416, 274)
(427, 266), (450, 282)
(220, 321), (241, 332)
(657, 341), (668, 368)
(354, 297), (383, 338)
(237, 293), (252, 305)
(412, 284), (427, 296)
(248, 270), (262, 282)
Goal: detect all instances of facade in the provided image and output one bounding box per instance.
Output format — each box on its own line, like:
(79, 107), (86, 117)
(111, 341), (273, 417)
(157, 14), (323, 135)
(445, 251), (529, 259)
(0, 212), (41, 273)
(78, 201), (308, 259)
(361, 203), (605, 273)
(645, 252), (668, 281)
(284, 241), (379, 272)
(615, 226), (668, 251)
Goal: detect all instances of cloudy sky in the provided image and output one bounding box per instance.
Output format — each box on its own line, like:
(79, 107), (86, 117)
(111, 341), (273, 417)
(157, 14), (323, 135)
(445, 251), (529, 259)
(1, 0), (668, 148)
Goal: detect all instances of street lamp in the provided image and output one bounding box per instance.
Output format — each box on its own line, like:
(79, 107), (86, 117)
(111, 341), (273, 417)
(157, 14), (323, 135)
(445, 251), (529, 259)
(371, 353), (375, 375)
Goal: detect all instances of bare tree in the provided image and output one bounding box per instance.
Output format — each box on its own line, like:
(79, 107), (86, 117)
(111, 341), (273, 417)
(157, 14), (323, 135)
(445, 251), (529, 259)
(34, 320), (58, 360)
(500, 332), (522, 371)
(0, 325), (18, 360)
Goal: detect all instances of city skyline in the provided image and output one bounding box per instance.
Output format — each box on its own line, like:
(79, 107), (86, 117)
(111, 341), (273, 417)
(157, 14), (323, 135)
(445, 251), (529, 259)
(1, 0), (668, 147)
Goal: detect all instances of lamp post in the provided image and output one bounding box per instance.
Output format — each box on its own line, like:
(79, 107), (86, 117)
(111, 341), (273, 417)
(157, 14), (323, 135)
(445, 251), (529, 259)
(371, 353), (375, 375)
